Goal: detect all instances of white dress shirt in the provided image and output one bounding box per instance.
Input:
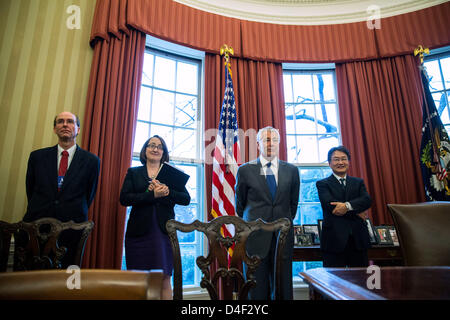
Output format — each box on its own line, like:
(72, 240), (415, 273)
(332, 172), (353, 211)
(57, 144), (77, 172)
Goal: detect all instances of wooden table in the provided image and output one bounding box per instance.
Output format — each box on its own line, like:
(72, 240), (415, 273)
(294, 245), (403, 265)
(300, 266), (450, 300)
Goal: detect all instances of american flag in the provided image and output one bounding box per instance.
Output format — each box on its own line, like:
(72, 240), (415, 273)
(211, 63), (241, 249)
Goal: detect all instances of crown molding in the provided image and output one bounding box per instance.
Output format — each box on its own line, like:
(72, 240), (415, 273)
(174, 0), (447, 25)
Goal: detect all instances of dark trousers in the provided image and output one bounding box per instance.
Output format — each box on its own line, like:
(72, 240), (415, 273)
(245, 235), (293, 300)
(322, 235), (369, 268)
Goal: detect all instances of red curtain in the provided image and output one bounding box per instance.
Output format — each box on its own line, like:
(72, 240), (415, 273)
(336, 55), (427, 225)
(99, 0), (450, 62)
(81, 29), (146, 268)
(204, 53), (287, 221)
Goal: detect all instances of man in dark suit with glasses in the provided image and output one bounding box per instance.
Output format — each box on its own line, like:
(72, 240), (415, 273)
(23, 111), (100, 267)
(316, 146), (372, 268)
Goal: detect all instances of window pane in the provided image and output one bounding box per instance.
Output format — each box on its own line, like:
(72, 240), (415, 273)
(297, 135), (319, 163)
(440, 57), (450, 89)
(315, 104), (339, 134)
(137, 87), (152, 121)
(150, 124), (173, 151)
(175, 94), (197, 128)
(285, 104), (296, 134)
(442, 92), (450, 124)
(133, 121), (149, 153)
(318, 134), (340, 163)
(286, 135), (298, 163)
(176, 62), (198, 94)
(313, 73), (336, 102)
(294, 104), (316, 134)
(131, 158), (141, 167)
(151, 89), (174, 125)
(173, 128), (196, 159)
(296, 203), (323, 225)
(179, 244), (196, 286)
(283, 74), (293, 103)
(142, 53), (154, 86)
(175, 204), (197, 243)
(424, 60), (443, 91)
(299, 168), (322, 202)
(292, 74), (313, 103)
(154, 56), (176, 90)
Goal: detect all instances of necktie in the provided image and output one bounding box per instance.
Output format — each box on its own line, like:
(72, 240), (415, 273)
(266, 162), (277, 200)
(58, 151), (69, 190)
(339, 178), (346, 187)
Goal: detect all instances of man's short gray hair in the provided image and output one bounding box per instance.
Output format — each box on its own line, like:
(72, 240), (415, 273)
(257, 126), (280, 142)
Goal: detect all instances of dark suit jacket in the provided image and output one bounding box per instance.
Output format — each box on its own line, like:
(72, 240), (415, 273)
(316, 174), (372, 253)
(235, 159), (300, 259)
(119, 166), (191, 237)
(23, 145), (100, 223)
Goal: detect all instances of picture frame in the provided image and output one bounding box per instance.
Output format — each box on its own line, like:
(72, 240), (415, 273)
(374, 226), (393, 245)
(293, 225), (313, 246)
(365, 218), (378, 244)
(302, 224), (320, 245)
(386, 226), (400, 246)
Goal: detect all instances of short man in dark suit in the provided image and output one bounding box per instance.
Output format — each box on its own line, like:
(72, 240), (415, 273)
(316, 146), (372, 268)
(235, 126), (300, 300)
(23, 111), (100, 267)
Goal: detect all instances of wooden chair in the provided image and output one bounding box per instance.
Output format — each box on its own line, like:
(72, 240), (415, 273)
(387, 202), (450, 266)
(0, 217), (94, 271)
(166, 215), (291, 300)
(0, 269), (164, 300)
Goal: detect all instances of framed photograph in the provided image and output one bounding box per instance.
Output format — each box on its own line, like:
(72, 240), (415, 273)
(387, 226), (400, 246)
(317, 219), (323, 240)
(302, 224), (320, 245)
(293, 225), (313, 246)
(365, 218), (378, 244)
(293, 225), (302, 246)
(374, 226), (393, 245)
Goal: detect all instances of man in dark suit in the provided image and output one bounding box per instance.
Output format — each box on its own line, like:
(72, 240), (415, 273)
(316, 146), (372, 268)
(235, 127), (300, 300)
(23, 111), (100, 266)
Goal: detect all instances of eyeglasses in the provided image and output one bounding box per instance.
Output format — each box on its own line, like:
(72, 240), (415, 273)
(55, 119), (75, 125)
(331, 157), (349, 162)
(147, 144), (163, 151)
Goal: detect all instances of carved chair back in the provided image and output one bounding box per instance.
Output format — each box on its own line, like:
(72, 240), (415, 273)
(0, 218), (94, 271)
(166, 215), (291, 300)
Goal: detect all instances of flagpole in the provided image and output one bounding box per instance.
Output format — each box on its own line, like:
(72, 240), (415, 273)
(220, 44), (235, 175)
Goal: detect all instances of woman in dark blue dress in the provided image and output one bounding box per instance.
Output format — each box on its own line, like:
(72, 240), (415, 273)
(120, 135), (190, 299)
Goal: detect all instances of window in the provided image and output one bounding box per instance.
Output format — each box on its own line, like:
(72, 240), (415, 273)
(122, 36), (205, 288)
(283, 64), (341, 277)
(424, 48), (450, 136)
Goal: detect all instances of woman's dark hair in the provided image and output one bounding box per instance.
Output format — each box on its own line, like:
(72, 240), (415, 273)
(139, 135), (170, 165)
(327, 145), (351, 163)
